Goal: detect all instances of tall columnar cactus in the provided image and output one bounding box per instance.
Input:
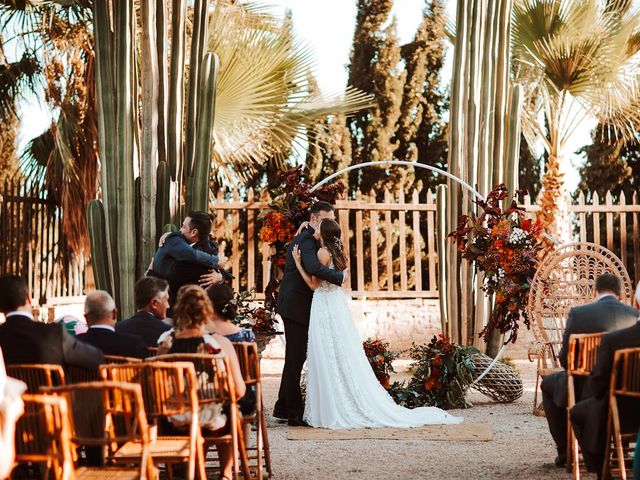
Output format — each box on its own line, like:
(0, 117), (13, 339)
(88, 0), (218, 316)
(438, 0), (521, 355)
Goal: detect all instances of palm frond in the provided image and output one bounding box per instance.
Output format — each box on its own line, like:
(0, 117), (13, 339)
(514, 0), (640, 145)
(0, 53), (39, 117)
(207, 0), (374, 184)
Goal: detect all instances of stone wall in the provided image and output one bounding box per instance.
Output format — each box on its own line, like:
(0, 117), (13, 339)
(40, 297), (537, 360)
(262, 298), (537, 360)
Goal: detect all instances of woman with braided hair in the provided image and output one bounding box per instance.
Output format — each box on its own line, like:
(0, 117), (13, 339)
(292, 219), (463, 429)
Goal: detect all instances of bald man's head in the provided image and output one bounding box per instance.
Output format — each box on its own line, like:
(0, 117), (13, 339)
(84, 290), (117, 326)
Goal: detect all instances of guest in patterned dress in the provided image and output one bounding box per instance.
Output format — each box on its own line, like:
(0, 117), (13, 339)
(205, 282), (256, 343)
(167, 285), (252, 480)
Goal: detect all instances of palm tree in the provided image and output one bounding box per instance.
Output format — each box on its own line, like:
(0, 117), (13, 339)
(206, 2), (373, 186)
(512, 0), (640, 242)
(0, 1), (97, 254)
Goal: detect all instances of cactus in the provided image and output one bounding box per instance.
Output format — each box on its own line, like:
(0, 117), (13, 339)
(86, 200), (111, 292)
(186, 53), (219, 213)
(439, 0), (522, 354)
(90, 0), (218, 316)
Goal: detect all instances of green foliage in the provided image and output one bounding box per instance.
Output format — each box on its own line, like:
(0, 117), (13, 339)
(345, 0), (449, 196)
(577, 126), (640, 198)
(390, 335), (479, 409)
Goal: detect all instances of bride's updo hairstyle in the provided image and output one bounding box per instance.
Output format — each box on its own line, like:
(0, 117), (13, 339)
(319, 219), (348, 271)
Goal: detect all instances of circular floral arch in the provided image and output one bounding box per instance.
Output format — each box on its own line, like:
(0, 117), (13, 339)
(309, 160), (508, 385)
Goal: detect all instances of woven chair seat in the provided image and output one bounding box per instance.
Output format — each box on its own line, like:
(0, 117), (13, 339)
(114, 437), (192, 461)
(76, 467), (142, 479)
(470, 353), (524, 403)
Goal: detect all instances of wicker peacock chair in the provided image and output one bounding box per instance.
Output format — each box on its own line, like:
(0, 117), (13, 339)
(527, 242), (633, 415)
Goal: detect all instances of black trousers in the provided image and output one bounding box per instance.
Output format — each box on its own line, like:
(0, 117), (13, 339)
(274, 318), (308, 419)
(542, 372), (568, 455)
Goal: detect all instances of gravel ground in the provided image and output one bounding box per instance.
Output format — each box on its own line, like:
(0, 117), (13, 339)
(258, 358), (595, 480)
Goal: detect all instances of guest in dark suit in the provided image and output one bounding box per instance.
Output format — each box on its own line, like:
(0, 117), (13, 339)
(541, 273), (638, 466)
(0, 275), (104, 369)
(77, 291), (146, 359)
(116, 277), (172, 347)
(571, 293), (640, 476)
(149, 211), (225, 307)
(273, 201), (347, 426)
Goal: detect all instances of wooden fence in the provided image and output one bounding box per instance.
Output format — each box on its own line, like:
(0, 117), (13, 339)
(212, 188), (640, 299)
(3, 180), (640, 303)
(0, 179), (85, 304)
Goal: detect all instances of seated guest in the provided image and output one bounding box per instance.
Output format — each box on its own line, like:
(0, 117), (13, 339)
(206, 282), (256, 343)
(167, 285), (255, 480)
(0, 275), (104, 369)
(116, 277), (172, 347)
(77, 291), (146, 359)
(571, 284), (640, 476)
(149, 211), (226, 307)
(542, 273), (637, 467)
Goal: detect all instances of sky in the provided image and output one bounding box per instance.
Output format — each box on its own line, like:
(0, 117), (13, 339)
(16, 0), (585, 191)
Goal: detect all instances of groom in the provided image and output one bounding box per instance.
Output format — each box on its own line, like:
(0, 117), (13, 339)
(274, 201), (348, 426)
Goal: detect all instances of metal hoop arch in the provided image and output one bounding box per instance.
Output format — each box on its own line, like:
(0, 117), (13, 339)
(309, 160), (509, 385)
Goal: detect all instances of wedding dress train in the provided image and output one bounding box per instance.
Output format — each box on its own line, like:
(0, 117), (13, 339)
(303, 277), (463, 429)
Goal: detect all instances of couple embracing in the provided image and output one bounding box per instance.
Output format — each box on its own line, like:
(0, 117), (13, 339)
(274, 201), (462, 429)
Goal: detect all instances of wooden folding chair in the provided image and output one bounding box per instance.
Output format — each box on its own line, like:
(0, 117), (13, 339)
(15, 394), (75, 479)
(103, 355), (143, 364)
(602, 347), (640, 480)
(566, 332), (603, 479)
(149, 353), (251, 480)
(233, 341), (272, 479)
(37, 382), (158, 479)
(99, 361), (206, 480)
(7, 364), (65, 394)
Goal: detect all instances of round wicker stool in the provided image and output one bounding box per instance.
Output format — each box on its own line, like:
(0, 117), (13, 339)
(470, 353), (523, 403)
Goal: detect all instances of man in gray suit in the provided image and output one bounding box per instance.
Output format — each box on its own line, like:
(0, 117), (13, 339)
(541, 273), (638, 467)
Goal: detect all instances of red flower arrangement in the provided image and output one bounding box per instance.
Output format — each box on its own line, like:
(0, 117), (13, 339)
(259, 165), (345, 311)
(363, 338), (397, 389)
(449, 184), (544, 343)
(390, 334), (478, 409)
(230, 289), (279, 334)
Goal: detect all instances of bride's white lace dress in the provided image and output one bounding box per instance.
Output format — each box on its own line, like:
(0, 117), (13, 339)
(303, 273), (463, 429)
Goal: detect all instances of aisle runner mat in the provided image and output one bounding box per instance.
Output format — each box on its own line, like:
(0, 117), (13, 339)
(287, 422), (493, 441)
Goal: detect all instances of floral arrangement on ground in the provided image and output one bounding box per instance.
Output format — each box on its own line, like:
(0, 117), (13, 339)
(449, 183), (544, 343)
(363, 338), (398, 389)
(388, 334), (479, 410)
(228, 288), (279, 335)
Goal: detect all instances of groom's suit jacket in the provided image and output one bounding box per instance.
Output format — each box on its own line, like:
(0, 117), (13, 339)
(277, 227), (344, 325)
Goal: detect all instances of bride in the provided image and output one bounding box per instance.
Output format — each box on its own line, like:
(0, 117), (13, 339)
(291, 218), (463, 429)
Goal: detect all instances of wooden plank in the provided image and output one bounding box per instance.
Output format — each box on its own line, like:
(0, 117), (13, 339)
(247, 188), (255, 292)
(426, 189), (436, 293)
(215, 189), (224, 236)
(334, 200), (437, 212)
(339, 206), (350, 265)
(577, 191), (586, 242)
(593, 192), (600, 246)
(232, 188), (240, 292)
(384, 189), (393, 292)
(349, 290), (439, 299)
(412, 189), (422, 292)
(634, 192), (639, 282)
(355, 190), (364, 292)
(620, 191), (627, 268)
(398, 190), (408, 291)
(521, 204), (640, 213)
(370, 190), (379, 291)
(605, 191), (613, 251)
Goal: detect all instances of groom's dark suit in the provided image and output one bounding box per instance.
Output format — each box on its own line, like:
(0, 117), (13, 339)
(274, 227), (344, 421)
